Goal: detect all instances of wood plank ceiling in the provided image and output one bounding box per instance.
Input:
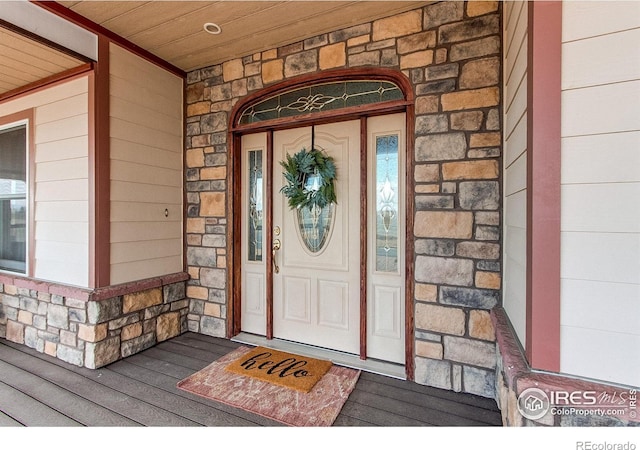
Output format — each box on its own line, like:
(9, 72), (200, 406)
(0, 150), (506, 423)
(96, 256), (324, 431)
(0, 1), (428, 98)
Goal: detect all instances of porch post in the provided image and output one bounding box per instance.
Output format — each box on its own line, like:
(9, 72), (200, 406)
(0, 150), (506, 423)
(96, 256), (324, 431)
(526, 0), (562, 372)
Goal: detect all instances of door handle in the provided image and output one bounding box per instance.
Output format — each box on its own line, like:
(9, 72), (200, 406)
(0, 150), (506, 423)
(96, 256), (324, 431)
(272, 239), (281, 273)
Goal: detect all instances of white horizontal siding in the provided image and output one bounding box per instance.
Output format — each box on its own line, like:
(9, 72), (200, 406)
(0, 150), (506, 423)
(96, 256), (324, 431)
(560, 1), (640, 387)
(561, 326), (640, 388)
(109, 43), (183, 284)
(562, 1), (640, 42)
(502, 0), (528, 348)
(562, 132), (640, 184)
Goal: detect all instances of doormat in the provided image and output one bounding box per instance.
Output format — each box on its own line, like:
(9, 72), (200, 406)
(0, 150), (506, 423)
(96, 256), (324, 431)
(224, 346), (333, 393)
(176, 346), (360, 427)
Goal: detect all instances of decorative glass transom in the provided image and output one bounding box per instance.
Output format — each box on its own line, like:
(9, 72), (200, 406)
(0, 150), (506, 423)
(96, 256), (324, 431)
(239, 80), (403, 124)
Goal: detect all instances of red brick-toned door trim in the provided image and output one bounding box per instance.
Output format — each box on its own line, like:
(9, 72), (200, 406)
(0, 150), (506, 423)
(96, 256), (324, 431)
(526, 0), (562, 372)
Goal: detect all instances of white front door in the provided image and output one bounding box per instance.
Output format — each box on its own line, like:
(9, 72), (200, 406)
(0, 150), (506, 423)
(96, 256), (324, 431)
(272, 121), (361, 354)
(239, 114), (406, 364)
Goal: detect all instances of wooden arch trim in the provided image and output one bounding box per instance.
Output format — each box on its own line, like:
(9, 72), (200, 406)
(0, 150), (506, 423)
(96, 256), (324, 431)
(227, 67), (415, 380)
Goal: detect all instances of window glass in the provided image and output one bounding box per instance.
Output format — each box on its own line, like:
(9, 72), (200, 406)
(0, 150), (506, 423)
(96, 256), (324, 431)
(0, 124), (27, 273)
(375, 134), (399, 273)
(239, 80), (403, 124)
(248, 149), (263, 261)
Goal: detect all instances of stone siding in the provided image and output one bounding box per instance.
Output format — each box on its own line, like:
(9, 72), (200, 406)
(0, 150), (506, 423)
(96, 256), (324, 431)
(0, 274), (188, 369)
(185, 1), (502, 398)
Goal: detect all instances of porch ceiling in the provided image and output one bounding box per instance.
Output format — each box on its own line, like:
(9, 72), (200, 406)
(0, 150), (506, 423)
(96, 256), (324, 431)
(0, 1), (428, 98)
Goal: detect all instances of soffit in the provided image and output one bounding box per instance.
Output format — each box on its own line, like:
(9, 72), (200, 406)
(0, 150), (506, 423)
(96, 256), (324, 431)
(58, 1), (428, 72)
(1, 1), (429, 98)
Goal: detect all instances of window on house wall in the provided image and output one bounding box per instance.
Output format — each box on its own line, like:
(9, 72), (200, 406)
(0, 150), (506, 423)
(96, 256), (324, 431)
(0, 122), (27, 274)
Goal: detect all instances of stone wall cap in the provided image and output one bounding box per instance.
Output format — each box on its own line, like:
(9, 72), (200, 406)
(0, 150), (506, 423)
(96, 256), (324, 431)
(1, 272), (189, 303)
(492, 306), (639, 424)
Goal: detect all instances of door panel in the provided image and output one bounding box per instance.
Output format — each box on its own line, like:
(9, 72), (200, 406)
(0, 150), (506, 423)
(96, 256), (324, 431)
(366, 113), (406, 364)
(272, 121), (360, 354)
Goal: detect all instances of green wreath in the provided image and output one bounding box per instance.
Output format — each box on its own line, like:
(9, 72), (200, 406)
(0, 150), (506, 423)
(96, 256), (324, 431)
(280, 148), (337, 210)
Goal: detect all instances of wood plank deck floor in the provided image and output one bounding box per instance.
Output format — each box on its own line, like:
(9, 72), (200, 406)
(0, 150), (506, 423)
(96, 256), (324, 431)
(0, 332), (502, 427)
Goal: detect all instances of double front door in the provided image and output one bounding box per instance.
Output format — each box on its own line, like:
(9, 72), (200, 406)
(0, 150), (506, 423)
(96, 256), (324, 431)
(240, 114), (405, 364)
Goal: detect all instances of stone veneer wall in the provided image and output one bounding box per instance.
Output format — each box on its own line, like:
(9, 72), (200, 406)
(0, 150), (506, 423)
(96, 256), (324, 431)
(184, 1), (503, 398)
(0, 273), (189, 368)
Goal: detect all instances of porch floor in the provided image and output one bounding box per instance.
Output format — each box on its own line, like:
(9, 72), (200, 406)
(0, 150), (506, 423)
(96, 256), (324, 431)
(0, 332), (502, 426)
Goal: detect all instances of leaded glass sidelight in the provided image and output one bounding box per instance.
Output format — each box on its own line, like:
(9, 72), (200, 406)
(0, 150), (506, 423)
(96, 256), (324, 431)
(239, 80), (403, 124)
(375, 135), (399, 272)
(247, 150), (263, 261)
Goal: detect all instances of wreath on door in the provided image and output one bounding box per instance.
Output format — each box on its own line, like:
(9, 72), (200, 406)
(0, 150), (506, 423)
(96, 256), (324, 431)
(280, 148), (337, 210)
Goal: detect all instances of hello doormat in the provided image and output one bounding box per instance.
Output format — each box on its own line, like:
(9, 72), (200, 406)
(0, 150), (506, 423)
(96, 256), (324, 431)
(176, 346), (360, 426)
(224, 346), (333, 393)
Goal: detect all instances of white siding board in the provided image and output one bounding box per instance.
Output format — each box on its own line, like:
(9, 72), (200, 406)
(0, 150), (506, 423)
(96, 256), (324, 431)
(505, 190), (526, 229)
(562, 28), (640, 90)
(503, 251), (527, 347)
(562, 1), (640, 42)
(504, 71), (527, 139)
(561, 326), (640, 388)
(561, 278), (640, 336)
(504, 110), (527, 168)
(35, 179), (89, 202)
(562, 132), (640, 184)
(561, 231), (640, 285)
(35, 240), (87, 265)
(562, 80), (640, 137)
(35, 201), (89, 223)
(35, 221), (88, 244)
(35, 260), (88, 288)
(505, 36), (527, 111)
(562, 183), (640, 233)
(504, 152), (526, 197)
(504, 0), (526, 67)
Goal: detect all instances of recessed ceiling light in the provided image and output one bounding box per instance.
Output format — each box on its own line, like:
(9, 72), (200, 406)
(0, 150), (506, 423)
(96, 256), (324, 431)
(204, 22), (221, 35)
